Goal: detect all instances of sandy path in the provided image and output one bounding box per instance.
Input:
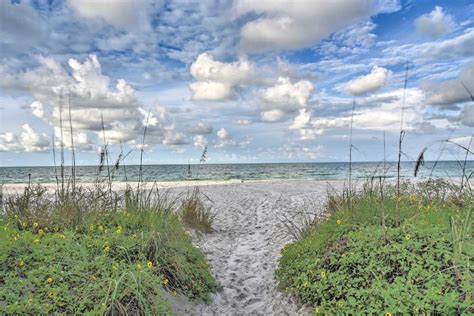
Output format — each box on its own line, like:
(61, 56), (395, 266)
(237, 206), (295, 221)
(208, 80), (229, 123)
(172, 180), (343, 315)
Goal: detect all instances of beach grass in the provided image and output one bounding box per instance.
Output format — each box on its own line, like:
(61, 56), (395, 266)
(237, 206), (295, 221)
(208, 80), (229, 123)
(276, 179), (473, 314)
(0, 184), (220, 315)
(180, 187), (215, 233)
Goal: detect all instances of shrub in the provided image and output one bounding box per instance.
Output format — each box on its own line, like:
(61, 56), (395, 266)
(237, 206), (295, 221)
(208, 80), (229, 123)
(276, 181), (473, 314)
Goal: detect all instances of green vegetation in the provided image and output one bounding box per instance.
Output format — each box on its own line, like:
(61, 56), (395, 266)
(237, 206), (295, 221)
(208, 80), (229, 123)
(180, 187), (215, 233)
(276, 179), (473, 314)
(0, 184), (219, 315)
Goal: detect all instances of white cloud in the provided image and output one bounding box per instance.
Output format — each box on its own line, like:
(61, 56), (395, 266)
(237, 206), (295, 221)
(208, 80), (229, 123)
(460, 105), (474, 127)
(189, 53), (254, 101)
(0, 124), (50, 152)
(415, 6), (455, 38)
(187, 122), (213, 135)
(235, 0), (399, 53)
(0, 55), (180, 150)
(343, 66), (391, 95)
(290, 88), (425, 139)
(384, 29), (474, 63)
(68, 0), (154, 31)
(193, 135), (208, 149)
(421, 60), (474, 107)
(259, 77), (313, 122)
(30, 101), (44, 118)
(237, 119), (252, 125)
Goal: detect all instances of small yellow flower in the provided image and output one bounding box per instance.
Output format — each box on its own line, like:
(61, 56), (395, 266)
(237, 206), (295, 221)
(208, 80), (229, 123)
(147, 261), (153, 268)
(100, 303), (107, 310)
(54, 225), (59, 232)
(33, 239), (40, 244)
(314, 307), (320, 314)
(38, 229), (44, 235)
(47, 290), (56, 298)
(33, 222), (39, 228)
(44, 227), (48, 232)
(19, 260), (25, 267)
(405, 234), (411, 241)
(89, 224), (95, 231)
(104, 246), (110, 252)
(163, 278), (169, 285)
(13, 236), (18, 241)
(44, 303), (51, 310)
(98, 225), (104, 231)
(112, 263), (118, 271)
(91, 275), (97, 281)
(336, 219), (341, 225)
(47, 277), (54, 284)
(303, 281), (309, 288)
(136, 263), (142, 270)
(172, 290), (177, 296)
(59, 234), (66, 239)
(116, 228), (122, 234)
(385, 312), (392, 316)
(320, 271), (326, 278)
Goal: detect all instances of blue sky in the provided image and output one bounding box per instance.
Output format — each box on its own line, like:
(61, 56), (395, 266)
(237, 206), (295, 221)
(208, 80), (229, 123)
(0, 0), (473, 166)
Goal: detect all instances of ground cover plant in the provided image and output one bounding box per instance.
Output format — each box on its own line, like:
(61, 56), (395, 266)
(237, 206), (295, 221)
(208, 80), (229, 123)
(276, 179), (473, 314)
(0, 183), (220, 315)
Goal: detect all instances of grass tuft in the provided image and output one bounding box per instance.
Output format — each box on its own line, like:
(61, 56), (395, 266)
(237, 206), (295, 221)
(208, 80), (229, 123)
(179, 187), (215, 233)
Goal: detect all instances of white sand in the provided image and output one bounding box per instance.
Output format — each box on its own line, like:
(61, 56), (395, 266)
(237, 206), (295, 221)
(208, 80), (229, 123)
(3, 179), (344, 315)
(168, 179), (344, 315)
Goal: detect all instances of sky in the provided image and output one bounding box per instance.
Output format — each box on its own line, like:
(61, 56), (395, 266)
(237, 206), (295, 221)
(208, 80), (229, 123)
(0, 0), (473, 166)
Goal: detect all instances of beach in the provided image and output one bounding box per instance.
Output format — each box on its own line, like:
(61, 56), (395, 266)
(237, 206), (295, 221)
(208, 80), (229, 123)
(3, 179), (343, 315)
(167, 179), (344, 315)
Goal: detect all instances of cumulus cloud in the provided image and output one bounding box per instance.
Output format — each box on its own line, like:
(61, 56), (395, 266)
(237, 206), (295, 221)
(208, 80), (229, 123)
(258, 77), (314, 122)
(193, 135), (208, 149)
(68, 0), (154, 31)
(415, 6), (455, 38)
(343, 66), (391, 95)
(189, 53), (254, 101)
(421, 60), (474, 107)
(0, 55), (180, 151)
(290, 88), (425, 139)
(214, 128), (251, 148)
(234, 0), (399, 53)
(0, 124), (49, 152)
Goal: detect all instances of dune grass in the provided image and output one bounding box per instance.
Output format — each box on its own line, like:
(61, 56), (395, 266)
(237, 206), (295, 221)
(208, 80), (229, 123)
(0, 184), (220, 315)
(276, 179), (473, 314)
(179, 187), (215, 233)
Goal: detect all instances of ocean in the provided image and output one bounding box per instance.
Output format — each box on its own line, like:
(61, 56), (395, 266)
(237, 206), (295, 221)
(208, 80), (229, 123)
(0, 161), (472, 184)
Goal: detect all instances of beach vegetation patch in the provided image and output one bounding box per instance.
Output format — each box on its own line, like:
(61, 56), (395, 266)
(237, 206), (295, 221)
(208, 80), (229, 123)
(276, 179), (473, 314)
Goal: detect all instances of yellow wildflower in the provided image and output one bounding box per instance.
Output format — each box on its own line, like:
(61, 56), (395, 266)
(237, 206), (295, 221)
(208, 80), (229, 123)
(104, 246), (110, 253)
(59, 234), (66, 239)
(116, 228), (122, 234)
(44, 227), (48, 232)
(163, 278), (169, 285)
(33, 239), (40, 244)
(89, 224), (95, 231)
(112, 263), (118, 271)
(98, 225), (104, 231)
(100, 303), (107, 310)
(303, 281), (309, 288)
(385, 312), (392, 316)
(320, 271), (326, 278)
(336, 219), (341, 225)
(405, 234), (411, 241)
(38, 229), (44, 235)
(19, 260), (25, 267)
(91, 275), (97, 281)
(47, 277), (54, 284)
(136, 263), (142, 270)
(314, 307), (320, 314)
(47, 290), (56, 298)
(33, 222), (39, 228)
(147, 261), (153, 268)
